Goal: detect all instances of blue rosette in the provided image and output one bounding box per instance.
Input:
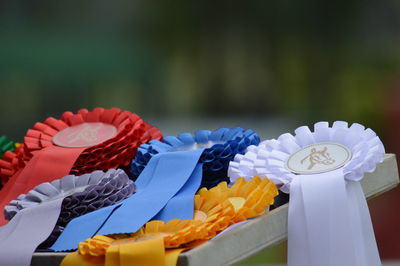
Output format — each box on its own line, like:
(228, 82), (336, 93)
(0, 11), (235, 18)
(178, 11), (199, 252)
(131, 127), (260, 189)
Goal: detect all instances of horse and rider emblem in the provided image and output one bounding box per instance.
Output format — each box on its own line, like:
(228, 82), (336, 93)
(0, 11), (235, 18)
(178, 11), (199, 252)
(300, 146), (335, 170)
(67, 124), (101, 144)
(285, 142), (351, 174)
(53, 122), (117, 148)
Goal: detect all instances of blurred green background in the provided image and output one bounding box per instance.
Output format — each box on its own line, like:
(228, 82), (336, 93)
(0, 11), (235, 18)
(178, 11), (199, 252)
(0, 1), (400, 264)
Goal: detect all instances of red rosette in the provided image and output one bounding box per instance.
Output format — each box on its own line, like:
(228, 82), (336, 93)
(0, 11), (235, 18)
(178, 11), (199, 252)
(0, 108), (162, 225)
(0, 144), (25, 186)
(23, 107), (162, 174)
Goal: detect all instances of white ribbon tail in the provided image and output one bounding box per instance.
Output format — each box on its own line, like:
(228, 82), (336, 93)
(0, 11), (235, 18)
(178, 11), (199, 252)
(288, 169), (381, 266)
(288, 177), (312, 266)
(346, 180), (382, 266)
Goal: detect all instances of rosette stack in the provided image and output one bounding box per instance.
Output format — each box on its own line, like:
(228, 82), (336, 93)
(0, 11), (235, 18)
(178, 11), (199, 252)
(61, 177), (278, 266)
(131, 127), (260, 188)
(51, 127), (260, 252)
(0, 110), (390, 266)
(228, 121), (385, 266)
(0, 108), (162, 225)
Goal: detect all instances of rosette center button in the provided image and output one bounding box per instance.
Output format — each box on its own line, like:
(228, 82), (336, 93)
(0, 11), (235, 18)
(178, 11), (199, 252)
(285, 142), (352, 174)
(53, 122), (117, 148)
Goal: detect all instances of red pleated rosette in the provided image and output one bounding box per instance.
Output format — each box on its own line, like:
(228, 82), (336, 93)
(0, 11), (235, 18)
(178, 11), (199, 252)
(0, 108), (162, 225)
(23, 108), (162, 173)
(0, 144), (25, 186)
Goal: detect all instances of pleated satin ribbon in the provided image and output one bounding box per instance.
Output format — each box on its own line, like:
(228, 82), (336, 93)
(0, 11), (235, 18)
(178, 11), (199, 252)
(60, 238), (185, 266)
(288, 170), (381, 266)
(0, 169), (135, 266)
(51, 149), (204, 251)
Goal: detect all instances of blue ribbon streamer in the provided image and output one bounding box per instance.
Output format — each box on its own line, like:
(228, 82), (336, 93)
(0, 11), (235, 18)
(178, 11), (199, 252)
(131, 127), (260, 189)
(153, 163), (203, 221)
(97, 149), (203, 235)
(50, 149), (203, 251)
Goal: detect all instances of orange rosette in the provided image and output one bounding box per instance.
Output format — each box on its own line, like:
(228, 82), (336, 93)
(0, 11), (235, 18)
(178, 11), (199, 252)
(70, 177), (276, 265)
(78, 219), (207, 258)
(197, 176), (278, 224)
(79, 235), (115, 257)
(78, 177), (277, 253)
(192, 193), (235, 239)
(0, 108), (162, 225)
(71, 178), (278, 265)
(132, 219), (208, 248)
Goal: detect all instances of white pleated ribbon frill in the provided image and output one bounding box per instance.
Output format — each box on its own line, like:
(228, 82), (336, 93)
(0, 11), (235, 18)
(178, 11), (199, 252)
(228, 121), (384, 266)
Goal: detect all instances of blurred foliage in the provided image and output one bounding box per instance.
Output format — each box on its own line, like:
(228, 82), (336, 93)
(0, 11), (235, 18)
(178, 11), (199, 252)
(0, 0), (399, 135)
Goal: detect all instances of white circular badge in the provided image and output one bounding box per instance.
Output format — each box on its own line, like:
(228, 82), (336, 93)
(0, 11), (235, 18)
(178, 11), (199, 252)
(53, 122), (117, 148)
(285, 142), (351, 174)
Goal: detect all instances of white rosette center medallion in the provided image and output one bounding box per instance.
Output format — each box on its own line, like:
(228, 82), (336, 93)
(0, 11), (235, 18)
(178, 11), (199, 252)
(285, 142), (351, 175)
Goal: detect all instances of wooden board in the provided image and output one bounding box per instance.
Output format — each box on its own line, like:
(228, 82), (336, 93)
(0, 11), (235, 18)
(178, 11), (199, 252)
(32, 154), (399, 266)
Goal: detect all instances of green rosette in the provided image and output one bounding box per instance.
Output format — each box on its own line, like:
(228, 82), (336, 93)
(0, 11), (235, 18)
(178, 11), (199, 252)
(0, 136), (16, 158)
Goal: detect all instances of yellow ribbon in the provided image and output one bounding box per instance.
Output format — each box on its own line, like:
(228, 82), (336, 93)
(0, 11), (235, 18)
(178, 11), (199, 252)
(60, 252), (104, 266)
(165, 249), (185, 266)
(119, 237), (165, 266)
(60, 237), (184, 266)
(105, 245), (120, 266)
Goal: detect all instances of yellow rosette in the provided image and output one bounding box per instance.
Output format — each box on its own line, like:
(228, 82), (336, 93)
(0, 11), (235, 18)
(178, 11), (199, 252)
(63, 177), (278, 266)
(65, 219), (207, 266)
(197, 176), (278, 223)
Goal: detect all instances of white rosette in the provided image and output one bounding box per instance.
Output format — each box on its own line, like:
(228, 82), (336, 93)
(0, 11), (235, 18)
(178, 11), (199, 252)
(228, 121), (384, 266)
(229, 121), (384, 191)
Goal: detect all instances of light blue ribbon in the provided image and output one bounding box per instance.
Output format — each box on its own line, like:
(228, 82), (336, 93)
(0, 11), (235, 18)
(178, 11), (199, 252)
(51, 149), (203, 251)
(152, 163), (202, 221)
